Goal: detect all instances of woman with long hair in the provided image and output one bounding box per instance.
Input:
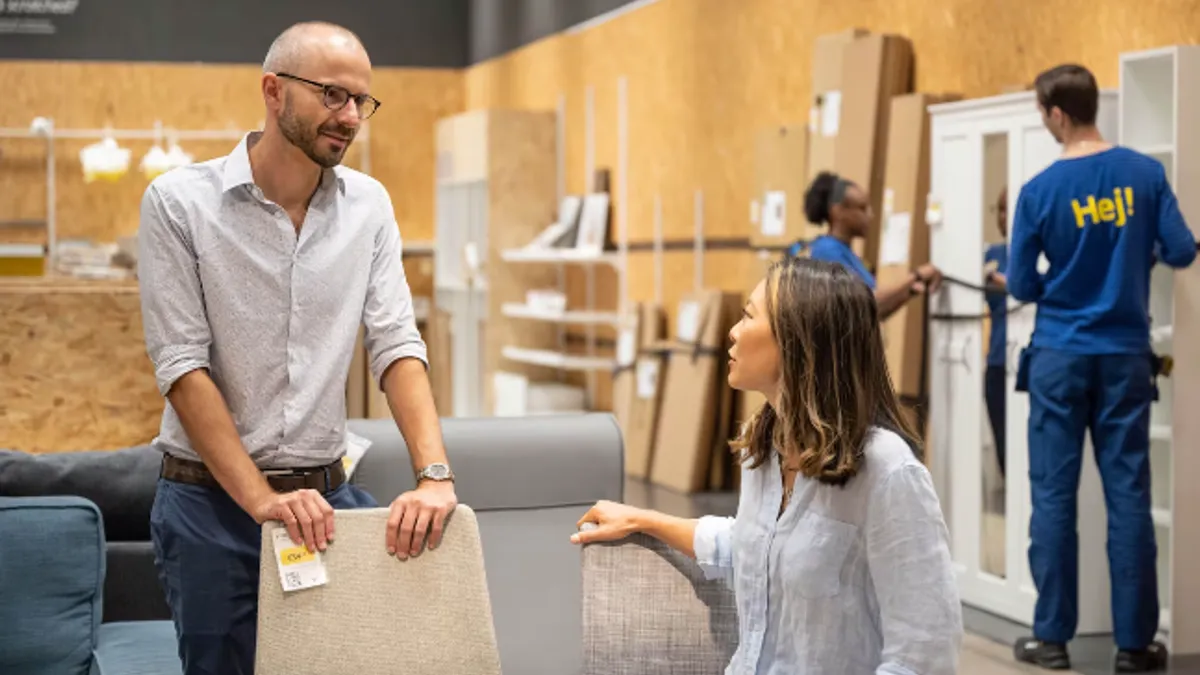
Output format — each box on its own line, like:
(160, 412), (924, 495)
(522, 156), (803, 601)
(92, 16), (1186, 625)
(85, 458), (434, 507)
(801, 170), (944, 320)
(572, 256), (963, 674)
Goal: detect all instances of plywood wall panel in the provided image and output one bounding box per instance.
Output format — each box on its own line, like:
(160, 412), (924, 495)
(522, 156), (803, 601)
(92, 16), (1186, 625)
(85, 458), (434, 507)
(464, 0), (1200, 384)
(0, 61), (462, 246)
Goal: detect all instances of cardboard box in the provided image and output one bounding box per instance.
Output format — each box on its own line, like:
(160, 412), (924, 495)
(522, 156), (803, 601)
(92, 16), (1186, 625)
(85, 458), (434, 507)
(615, 302), (666, 478)
(834, 33), (914, 269)
(878, 93), (959, 400)
(807, 29), (869, 184)
(751, 125), (812, 248)
(649, 290), (741, 494)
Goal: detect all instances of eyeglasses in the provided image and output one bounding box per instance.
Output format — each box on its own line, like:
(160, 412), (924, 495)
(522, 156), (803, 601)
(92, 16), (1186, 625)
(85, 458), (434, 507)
(275, 73), (381, 120)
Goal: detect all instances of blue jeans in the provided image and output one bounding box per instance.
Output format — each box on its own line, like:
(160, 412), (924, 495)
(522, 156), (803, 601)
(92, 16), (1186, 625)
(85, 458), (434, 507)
(1026, 349), (1159, 650)
(150, 476), (378, 675)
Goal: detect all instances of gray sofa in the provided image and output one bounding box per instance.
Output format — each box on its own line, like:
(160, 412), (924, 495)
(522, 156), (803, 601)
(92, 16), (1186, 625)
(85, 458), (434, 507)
(0, 413), (627, 675)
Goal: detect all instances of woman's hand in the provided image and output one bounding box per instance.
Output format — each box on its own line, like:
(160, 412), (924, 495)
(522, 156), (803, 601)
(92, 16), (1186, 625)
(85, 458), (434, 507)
(570, 500), (650, 545)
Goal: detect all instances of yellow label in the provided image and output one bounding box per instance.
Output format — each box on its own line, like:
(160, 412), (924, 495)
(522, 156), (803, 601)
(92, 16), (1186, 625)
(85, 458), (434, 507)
(1071, 187), (1134, 228)
(279, 545), (315, 566)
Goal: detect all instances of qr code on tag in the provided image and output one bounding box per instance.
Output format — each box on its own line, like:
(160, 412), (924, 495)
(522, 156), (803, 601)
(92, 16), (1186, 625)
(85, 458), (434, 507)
(285, 572), (301, 588)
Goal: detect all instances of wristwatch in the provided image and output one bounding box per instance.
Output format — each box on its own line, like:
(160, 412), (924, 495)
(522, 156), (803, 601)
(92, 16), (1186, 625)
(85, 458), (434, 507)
(416, 462), (455, 483)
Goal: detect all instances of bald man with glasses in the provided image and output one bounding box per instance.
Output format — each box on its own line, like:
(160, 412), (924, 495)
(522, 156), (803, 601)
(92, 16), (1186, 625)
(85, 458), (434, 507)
(137, 21), (457, 674)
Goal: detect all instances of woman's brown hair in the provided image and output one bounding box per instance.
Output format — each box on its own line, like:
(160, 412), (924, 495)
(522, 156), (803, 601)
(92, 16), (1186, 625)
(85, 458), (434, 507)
(729, 256), (922, 485)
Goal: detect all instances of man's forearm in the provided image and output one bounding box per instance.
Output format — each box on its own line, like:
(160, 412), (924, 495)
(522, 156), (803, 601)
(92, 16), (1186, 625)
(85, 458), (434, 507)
(167, 369), (274, 514)
(381, 357), (448, 471)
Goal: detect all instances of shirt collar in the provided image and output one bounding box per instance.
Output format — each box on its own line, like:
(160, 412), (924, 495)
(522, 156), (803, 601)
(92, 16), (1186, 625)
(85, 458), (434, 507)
(221, 131), (346, 196)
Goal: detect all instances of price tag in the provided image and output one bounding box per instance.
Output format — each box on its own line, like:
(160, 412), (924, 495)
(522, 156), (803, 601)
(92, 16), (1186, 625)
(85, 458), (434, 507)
(636, 358), (660, 399)
(677, 301), (701, 343)
(926, 195), (944, 226)
(616, 328), (637, 367)
(883, 188), (895, 216)
(272, 527), (328, 593)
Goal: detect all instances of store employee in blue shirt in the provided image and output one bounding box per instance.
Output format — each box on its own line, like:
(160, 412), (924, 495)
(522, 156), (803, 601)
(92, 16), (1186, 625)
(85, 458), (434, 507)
(799, 171), (943, 319)
(984, 186), (1010, 477)
(1008, 64), (1196, 673)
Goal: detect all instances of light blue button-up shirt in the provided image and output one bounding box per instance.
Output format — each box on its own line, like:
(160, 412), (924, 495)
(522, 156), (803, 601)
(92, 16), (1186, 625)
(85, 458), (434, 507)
(693, 427), (962, 674)
(137, 132), (427, 469)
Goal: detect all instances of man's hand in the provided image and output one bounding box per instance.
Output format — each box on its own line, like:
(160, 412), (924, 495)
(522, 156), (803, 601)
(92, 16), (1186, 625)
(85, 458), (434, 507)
(250, 489), (336, 553)
(386, 480), (458, 559)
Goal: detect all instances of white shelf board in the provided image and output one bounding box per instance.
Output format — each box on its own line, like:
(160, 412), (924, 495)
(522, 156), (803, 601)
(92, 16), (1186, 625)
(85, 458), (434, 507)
(501, 303), (621, 325)
(501, 346), (615, 371)
(500, 247), (622, 266)
(1137, 143), (1175, 157)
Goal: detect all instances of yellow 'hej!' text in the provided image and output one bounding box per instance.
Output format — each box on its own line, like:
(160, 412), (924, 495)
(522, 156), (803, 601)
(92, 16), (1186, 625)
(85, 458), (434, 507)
(1072, 188), (1135, 228)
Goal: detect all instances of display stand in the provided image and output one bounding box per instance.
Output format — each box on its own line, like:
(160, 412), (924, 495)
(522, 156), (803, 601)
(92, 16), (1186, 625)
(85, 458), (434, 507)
(927, 90), (1118, 634)
(433, 108), (561, 418)
(1119, 44), (1200, 654)
(496, 80), (632, 410)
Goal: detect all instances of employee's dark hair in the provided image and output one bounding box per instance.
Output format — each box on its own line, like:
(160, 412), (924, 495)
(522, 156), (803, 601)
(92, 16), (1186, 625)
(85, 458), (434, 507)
(803, 171), (855, 226)
(729, 256), (922, 486)
(1034, 64), (1099, 126)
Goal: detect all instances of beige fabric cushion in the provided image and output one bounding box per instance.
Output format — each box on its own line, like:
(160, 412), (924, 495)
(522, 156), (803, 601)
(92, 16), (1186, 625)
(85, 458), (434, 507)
(256, 505), (501, 675)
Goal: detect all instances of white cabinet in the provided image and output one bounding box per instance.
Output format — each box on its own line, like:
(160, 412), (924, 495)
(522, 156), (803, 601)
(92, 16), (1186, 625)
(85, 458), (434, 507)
(1120, 44), (1200, 654)
(927, 90), (1118, 633)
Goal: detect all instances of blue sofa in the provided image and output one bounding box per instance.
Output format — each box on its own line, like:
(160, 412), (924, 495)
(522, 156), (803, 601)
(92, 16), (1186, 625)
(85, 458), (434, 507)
(0, 495), (181, 675)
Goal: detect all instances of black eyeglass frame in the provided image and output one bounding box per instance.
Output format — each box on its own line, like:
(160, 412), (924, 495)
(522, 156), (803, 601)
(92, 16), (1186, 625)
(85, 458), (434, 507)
(275, 72), (382, 120)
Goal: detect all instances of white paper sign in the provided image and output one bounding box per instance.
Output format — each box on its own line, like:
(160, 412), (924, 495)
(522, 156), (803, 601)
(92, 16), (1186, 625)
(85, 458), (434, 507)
(761, 191), (786, 237)
(341, 431), (372, 481)
(879, 212), (912, 266)
(750, 199), (760, 224)
(808, 106), (819, 133)
(272, 527), (328, 593)
(636, 358), (660, 399)
(883, 188), (895, 216)
(676, 301), (702, 343)
(616, 328), (637, 367)
(926, 194), (943, 226)
(820, 91), (842, 137)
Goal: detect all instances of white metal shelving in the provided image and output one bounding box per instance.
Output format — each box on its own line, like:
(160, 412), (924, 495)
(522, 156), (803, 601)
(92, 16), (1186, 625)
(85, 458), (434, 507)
(1119, 44), (1200, 653)
(497, 77), (633, 407)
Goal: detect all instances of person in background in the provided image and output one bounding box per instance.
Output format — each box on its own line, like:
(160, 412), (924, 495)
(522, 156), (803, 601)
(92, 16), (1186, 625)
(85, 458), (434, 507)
(801, 171), (944, 320)
(571, 256), (963, 674)
(137, 22), (458, 674)
(1008, 63), (1196, 673)
(984, 186), (1010, 477)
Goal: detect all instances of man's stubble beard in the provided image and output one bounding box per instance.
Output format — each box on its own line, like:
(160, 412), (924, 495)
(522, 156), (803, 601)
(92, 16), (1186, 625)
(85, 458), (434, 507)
(278, 98), (352, 169)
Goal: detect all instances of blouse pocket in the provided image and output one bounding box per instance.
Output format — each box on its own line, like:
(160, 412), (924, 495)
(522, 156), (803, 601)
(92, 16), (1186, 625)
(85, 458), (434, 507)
(781, 512), (858, 600)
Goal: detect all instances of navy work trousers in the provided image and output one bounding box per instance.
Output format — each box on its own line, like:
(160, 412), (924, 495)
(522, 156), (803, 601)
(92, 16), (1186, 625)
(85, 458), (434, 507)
(1026, 348), (1159, 651)
(150, 476), (378, 675)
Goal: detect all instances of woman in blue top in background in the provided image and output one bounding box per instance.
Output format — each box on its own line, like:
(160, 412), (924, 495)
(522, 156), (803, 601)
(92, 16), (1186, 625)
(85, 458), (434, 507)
(801, 171), (944, 320)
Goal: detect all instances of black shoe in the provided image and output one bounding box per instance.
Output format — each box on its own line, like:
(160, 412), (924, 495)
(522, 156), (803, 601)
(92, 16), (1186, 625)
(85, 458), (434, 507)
(1014, 637), (1071, 670)
(1115, 641), (1169, 672)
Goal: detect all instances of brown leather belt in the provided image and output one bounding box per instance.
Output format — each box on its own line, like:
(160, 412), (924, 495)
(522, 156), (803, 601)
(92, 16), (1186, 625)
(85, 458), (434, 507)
(161, 454), (346, 494)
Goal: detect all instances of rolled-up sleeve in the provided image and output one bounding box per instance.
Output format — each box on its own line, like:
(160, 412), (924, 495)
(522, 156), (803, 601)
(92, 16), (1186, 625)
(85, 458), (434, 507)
(363, 191), (428, 388)
(136, 183), (212, 397)
(866, 464), (963, 675)
(693, 515), (735, 585)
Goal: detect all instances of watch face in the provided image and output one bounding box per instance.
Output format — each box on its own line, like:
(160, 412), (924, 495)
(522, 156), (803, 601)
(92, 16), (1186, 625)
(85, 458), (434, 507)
(425, 464), (450, 480)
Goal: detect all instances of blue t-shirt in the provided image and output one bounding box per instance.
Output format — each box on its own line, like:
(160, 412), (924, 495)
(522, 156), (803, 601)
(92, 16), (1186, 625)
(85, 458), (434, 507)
(984, 243), (1008, 367)
(806, 235), (876, 289)
(1009, 146), (1197, 354)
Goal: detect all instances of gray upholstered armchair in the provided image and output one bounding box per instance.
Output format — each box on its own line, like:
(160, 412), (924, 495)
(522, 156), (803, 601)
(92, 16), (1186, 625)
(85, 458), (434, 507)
(581, 531), (739, 675)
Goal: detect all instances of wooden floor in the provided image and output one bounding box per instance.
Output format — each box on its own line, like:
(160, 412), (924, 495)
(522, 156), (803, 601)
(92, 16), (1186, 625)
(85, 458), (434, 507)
(960, 633), (1082, 674)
